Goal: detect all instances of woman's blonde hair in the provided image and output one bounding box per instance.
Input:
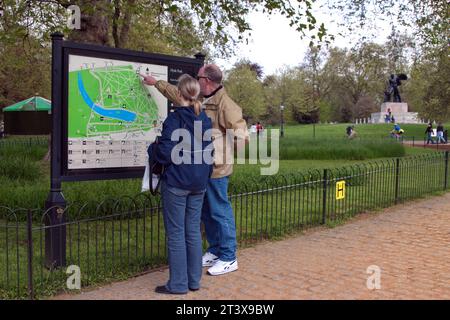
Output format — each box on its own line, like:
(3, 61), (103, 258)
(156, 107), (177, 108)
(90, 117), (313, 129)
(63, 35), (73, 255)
(177, 74), (201, 115)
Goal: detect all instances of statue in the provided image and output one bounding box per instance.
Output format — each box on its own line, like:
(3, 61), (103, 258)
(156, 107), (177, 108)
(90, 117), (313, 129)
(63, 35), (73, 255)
(384, 73), (408, 103)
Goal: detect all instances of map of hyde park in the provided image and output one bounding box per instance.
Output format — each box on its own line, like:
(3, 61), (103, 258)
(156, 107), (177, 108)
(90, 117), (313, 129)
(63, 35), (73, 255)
(67, 55), (168, 169)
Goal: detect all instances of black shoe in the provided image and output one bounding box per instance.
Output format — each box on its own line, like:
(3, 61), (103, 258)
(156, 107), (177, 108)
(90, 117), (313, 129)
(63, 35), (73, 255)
(154, 285), (187, 295)
(189, 287), (200, 292)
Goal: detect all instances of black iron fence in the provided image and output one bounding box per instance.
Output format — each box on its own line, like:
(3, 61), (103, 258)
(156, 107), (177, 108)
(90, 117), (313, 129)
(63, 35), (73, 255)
(1, 152), (449, 299)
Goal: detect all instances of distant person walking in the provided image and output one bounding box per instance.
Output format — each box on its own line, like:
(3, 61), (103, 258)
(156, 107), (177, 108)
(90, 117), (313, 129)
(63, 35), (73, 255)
(425, 123), (435, 144)
(436, 123), (446, 144)
(346, 125), (356, 139)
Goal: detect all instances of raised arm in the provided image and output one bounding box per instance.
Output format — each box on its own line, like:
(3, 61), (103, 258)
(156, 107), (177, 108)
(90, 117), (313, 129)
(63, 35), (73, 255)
(140, 74), (181, 105)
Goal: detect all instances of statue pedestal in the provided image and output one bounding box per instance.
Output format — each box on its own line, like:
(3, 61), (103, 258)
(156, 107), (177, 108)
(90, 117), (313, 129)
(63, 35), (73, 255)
(371, 102), (420, 124)
(380, 102), (408, 113)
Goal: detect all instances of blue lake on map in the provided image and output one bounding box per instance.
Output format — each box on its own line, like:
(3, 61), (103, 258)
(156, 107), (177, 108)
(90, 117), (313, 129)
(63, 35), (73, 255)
(77, 72), (137, 122)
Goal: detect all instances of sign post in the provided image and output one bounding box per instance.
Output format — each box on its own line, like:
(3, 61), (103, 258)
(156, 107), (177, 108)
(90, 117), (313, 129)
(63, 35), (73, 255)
(44, 32), (67, 268)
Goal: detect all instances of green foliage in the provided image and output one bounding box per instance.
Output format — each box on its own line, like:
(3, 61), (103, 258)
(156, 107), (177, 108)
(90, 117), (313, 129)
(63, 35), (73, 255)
(259, 67), (311, 124)
(247, 38), (448, 124)
(326, 0), (449, 50)
(225, 63), (265, 122)
(0, 38), (51, 109)
(1, 1), (332, 58)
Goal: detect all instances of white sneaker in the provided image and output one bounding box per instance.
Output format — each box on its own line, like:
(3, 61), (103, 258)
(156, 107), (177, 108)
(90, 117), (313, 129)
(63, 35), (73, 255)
(202, 252), (219, 267)
(207, 259), (238, 276)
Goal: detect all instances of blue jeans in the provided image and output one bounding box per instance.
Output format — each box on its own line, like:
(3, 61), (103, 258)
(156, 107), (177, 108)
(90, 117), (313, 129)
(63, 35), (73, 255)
(161, 181), (205, 293)
(437, 131), (446, 143)
(201, 176), (237, 262)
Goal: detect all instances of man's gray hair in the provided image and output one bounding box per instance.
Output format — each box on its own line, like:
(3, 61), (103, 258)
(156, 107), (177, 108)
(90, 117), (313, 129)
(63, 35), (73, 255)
(203, 64), (222, 84)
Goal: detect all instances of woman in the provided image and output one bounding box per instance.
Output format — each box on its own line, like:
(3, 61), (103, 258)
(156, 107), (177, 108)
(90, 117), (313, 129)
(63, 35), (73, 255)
(149, 74), (213, 294)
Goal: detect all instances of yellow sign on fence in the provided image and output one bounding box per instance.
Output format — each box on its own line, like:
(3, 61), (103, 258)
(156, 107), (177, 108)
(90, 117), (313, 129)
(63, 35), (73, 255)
(336, 180), (345, 200)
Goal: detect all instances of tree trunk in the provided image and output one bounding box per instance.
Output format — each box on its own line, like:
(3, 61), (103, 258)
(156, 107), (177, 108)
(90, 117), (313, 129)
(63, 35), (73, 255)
(67, 0), (111, 46)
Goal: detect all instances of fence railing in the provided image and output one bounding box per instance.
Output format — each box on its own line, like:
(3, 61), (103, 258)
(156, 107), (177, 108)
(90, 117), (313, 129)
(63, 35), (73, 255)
(0, 151), (449, 299)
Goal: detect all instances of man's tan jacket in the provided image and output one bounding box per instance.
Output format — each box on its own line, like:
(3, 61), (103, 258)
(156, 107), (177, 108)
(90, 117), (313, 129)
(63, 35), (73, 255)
(155, 80), (248, 178)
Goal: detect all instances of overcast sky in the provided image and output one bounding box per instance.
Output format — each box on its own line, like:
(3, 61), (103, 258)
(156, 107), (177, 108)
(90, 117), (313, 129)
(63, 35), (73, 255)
(215, 2), (405, 76)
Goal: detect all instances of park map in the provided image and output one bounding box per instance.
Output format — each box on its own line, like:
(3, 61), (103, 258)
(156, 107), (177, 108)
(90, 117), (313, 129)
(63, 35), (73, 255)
(67, 56), (168, 169)
(69, 65), (159, 138)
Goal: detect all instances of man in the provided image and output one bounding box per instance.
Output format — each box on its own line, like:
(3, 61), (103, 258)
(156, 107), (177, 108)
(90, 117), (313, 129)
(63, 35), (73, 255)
(436, 123), (445, 144)
(425, 123), (435, 144)
(141, 65), (248, 276)
(256, 122), (263, 136)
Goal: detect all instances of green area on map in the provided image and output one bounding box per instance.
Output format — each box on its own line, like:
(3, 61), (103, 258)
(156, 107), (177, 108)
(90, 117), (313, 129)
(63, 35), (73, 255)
(68, 65), (159, 138)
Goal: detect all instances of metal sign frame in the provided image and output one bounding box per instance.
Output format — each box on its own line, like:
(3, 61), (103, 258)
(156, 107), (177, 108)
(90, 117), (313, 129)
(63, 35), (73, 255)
(52, 34), (205, 182)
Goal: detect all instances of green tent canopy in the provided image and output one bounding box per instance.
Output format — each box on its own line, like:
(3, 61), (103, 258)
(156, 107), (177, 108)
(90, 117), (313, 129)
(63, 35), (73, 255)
(3, 96), (51, 112)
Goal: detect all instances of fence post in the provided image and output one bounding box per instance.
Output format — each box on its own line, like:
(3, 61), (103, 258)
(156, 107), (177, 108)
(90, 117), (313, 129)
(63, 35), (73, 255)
(395, 158), (400, 204)
(27, 210), (34, 300)
(45, 32), (67, 268)
(412, 136), (415, 147)
(322, 169), (328, 224)
(445, 151), (449, 190)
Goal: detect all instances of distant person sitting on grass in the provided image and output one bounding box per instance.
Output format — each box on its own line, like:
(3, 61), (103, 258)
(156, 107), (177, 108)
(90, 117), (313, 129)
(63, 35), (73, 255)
(346, 125), (352, 136)
(346, 125), (356, 139)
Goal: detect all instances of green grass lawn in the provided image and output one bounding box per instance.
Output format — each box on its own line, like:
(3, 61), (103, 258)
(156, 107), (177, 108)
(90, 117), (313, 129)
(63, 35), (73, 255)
(0, 125), (440, 211)
(274, 122), (450, 141)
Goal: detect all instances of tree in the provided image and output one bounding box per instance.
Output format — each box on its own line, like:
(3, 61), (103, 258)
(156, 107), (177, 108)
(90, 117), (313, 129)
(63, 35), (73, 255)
(233, 59), (264, 80)
(4, 0), (332, 56)
(261, 75), (282, 125)
(327, 0), (449, 50)
(384, 27), (416, 72)
(406, 48), (450, 121)
(0, 37), (51, 110)
(261, 66), (317, 124)
(300, 46), (329, 122)
(225, 63), (265, 123)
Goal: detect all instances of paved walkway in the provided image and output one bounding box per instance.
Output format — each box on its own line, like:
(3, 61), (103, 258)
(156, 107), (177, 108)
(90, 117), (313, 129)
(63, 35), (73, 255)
(55, 193), (450, 300)
(403, 140), (450, 151)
